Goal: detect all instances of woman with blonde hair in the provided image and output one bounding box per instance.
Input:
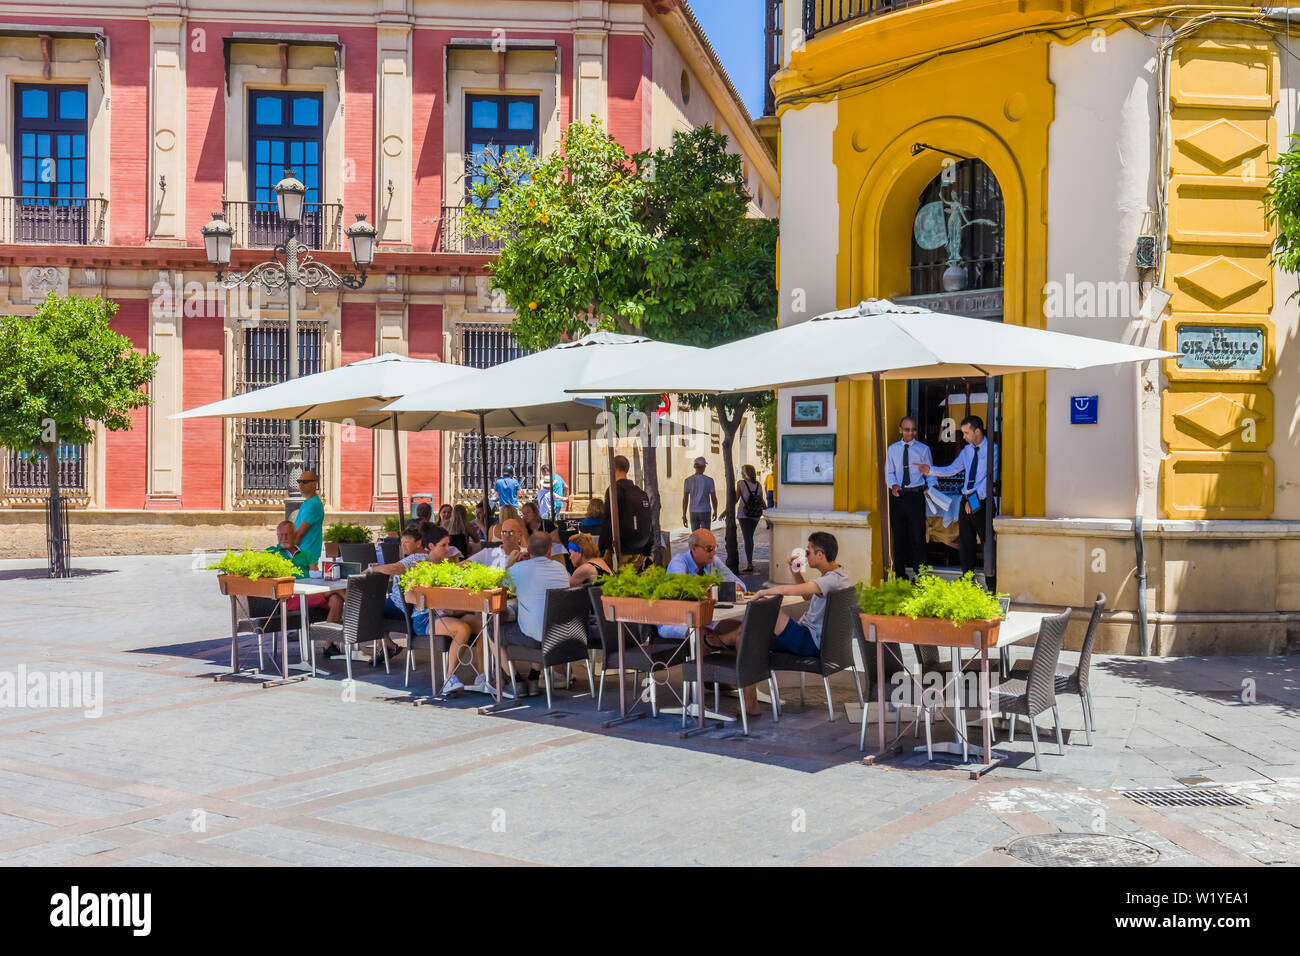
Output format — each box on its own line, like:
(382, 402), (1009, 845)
(566, 533), (611, 587)
(488, 504), (520, 543)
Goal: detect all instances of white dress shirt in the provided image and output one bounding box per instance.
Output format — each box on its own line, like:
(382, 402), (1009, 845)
(885, 439), (933, 490)
(467, 546), (513, 570)
(926, 439), (996, 500)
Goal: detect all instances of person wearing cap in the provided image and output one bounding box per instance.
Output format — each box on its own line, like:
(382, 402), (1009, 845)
(493, 464), (521, 509)
(292, 469), (325, 566)
(682, 456), (717, 531)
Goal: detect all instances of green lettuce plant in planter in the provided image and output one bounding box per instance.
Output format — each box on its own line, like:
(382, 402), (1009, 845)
(857, 569), (1006, 649)
(323, 522), (372, 544)
(401, 560), (509, 613)
(598, 564), (722, 627)
(208, 549), (300, 599)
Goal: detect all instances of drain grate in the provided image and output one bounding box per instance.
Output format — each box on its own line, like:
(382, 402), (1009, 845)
(1121, 788), (1247, 808)
(1006, 833), (1160, 867)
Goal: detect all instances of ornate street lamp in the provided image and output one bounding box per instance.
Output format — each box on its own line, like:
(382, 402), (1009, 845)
(201, 168), (373, 507)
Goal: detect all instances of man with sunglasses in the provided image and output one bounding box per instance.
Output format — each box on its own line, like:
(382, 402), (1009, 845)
(292, 470), (325, 567)
(658, 529), (745, 642)
(885, 415), (933, 578)
(466, 517), (527, 570)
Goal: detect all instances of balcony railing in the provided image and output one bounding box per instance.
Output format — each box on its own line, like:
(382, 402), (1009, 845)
(0, 196), (107, 245)
(222, 200), (344, 252)
(437, 205), (505, 254)
(802, 0), (937, 38)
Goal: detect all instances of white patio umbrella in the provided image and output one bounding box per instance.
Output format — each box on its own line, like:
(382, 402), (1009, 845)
(173, 353), (480, 523)
(569, 299), (1178, 576)
(384, 330), (714, 558)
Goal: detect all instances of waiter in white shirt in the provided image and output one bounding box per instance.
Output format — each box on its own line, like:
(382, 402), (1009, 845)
(885, 415), (932, 577)
(917, 414), (994, 575)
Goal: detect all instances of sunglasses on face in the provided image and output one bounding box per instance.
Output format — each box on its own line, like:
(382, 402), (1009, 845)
(696, 544), (717, 553)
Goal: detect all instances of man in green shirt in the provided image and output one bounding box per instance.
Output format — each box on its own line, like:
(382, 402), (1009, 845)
(293, 470), (325, 566)
(267, 520), (341, 623)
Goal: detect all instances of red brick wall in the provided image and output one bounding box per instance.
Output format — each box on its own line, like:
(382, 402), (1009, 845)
(407, 304), (443, 503)
(339, 301), (375, 512)
(181, 302), (224, 510)
(103, 299), (150, 509)
(608, 34), (652, 154)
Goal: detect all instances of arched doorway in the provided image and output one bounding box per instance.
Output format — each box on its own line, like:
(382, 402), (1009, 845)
(896, 158), (1004, 576)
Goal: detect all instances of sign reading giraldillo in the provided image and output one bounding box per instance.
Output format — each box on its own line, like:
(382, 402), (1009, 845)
(1176, 325), (1264, 371)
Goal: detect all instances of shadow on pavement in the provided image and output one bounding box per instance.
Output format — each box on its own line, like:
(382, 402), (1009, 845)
(0, 567), (118, 581)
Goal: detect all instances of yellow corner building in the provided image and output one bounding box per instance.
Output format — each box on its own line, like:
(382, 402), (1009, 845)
(762, 0), (1300, 655)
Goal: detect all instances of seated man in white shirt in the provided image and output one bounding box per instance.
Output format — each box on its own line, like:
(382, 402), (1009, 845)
(500, 532), (572, 696)
(466, 517), (526, 570)
(659, 529), (746, 642)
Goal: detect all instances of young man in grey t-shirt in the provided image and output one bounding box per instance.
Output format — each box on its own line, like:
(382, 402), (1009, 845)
(681, 457), (717, 530)
(751, 532), (855, 656)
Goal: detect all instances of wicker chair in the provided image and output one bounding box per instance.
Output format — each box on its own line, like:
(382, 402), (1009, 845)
(1012, 594), (1105, 745)
(992, 607), (1071, 771)
(681, 596), (782, 736)
(768, 586), (864, 721)
(379, 537), (401, 563)
(307, 573), (390, 680)
(502, 586), (595, 709)
(588, 587), (684, 713)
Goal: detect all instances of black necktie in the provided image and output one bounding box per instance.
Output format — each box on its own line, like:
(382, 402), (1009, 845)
(966, 443), (980, 494)
(902, 443), (911, 487)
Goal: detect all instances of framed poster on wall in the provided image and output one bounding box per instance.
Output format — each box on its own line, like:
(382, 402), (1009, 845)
(790, 395), (828, 427)
(782, 433), (835, 485)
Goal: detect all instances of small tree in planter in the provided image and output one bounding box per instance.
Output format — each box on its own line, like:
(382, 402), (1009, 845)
(598, 563), (721, 628)
(0, 294), (158, 577)
(207, 549), (301, 599)
(381, 515), (401, 537)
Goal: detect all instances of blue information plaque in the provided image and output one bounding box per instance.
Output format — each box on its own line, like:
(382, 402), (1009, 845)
(1070, 395), (1099, 425)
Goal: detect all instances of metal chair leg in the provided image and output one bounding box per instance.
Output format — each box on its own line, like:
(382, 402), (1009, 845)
(597, 666), (607, 710)
(714, 682), (720, 714)
(544, 668), (553, 709)
(584, 660), (597, 698)
(768, 676), (780, 723)
(769, 672), (781, 719)
(1053, 704), (1064, 754)
(859, 698), (869, 752)
(564, 662), (572, 689)
(682, 678), (691, 728)
(1008, 713), (1016, 742)
(1028, 718), (1042, 771)
(823, 676), (835, 722)
(382, 639), (390, 675)
(345, 643), (353, 682)
(923, 705), (933, 760)
(1080, 692), (1094, 745)
(739, 694), (749, 736)
(852, 666), (865, 706)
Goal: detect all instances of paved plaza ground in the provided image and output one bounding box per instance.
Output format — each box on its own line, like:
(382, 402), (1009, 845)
(1, 530), (1298, 867)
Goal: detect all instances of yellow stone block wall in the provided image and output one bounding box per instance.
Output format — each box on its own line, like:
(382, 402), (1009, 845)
(1163, 30), (1278, 519)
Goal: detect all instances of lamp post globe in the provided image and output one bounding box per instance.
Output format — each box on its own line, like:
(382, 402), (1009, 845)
(201, 212), (233, 268)
(274, 170), (307, 223)
(346, 213), (377, 270)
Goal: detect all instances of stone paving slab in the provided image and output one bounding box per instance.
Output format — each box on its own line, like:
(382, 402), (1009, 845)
(1, 553), (1298, 866)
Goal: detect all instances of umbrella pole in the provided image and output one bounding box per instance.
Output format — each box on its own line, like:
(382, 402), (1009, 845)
(984, 376), (999, 589)
(478, 411), (491, 538)
(873, 373), (893, 580)
(546, 424), (556, 523)
(605, 399), (623, 569)
(392, 411), (406, 527)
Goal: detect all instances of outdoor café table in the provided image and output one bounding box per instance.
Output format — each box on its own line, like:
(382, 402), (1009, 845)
(649, 594), (803, 734)
(862, 609), (1048, 778)
(292, 577), (349, 678)
(405, 588), (510, 709)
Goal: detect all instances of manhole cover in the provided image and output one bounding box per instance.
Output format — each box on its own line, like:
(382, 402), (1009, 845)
(1121, 788), (1247, 808)
(1005, 833), (1160, 867)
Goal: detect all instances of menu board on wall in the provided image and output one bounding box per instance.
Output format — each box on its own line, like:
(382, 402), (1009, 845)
(782, 434), (836, 485)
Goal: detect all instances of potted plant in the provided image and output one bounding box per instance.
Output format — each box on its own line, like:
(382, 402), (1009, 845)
(598, 564), (720, 628)
(401, 560), (509, 614)
(382, 515), (401, 538)
(857, 570), (1006, 649)
(323, 521), (372, 558)
(208, 549), (299, 600)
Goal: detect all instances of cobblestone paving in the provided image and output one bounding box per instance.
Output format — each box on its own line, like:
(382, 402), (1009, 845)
(0, 547), (1297, 867)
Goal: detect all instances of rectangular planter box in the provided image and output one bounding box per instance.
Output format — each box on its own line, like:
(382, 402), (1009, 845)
(405, 584), (508, 614)
(218, 573), (296, 600)
(602, 595), (715, 628)
(323, 541), (341, 558)
(860, 613), (1001, 650)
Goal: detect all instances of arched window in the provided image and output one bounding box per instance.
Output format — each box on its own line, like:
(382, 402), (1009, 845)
(910, 159), (1004, 295)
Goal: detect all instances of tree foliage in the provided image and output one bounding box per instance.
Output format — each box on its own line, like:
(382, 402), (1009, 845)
(1266, 134), (1300, 278)
(0, 293), (158, 453)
